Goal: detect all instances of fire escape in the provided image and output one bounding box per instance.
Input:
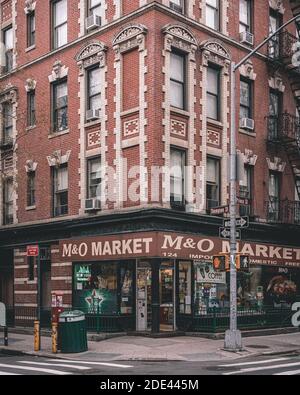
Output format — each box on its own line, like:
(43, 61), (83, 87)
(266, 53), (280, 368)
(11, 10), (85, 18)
(266, 2), (300, 224)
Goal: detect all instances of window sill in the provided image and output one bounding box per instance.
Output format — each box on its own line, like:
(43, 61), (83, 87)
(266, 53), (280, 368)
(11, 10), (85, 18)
(170, 107), (190, 117)
(84, 119), (101, 128)
(207, 118), (223, 128)
(48, 129), (69, 139)
(26, 125), (36, 132)
(25, 45), (36, 53)
(26, 205), (36, 211)
(239, 128), (256, 137)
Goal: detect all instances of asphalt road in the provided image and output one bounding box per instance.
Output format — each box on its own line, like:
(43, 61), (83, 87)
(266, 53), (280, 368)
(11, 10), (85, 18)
(0, 352), (300, 376)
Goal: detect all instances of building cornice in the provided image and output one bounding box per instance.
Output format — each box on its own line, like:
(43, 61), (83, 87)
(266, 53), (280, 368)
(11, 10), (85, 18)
(0, 2), (272, 83)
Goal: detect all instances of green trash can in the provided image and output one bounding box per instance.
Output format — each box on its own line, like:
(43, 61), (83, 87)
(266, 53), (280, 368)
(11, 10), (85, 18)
(59, 310), (88, 353)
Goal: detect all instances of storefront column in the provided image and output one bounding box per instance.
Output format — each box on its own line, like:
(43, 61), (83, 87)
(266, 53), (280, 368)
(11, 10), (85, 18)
(151, 258), (160, 334)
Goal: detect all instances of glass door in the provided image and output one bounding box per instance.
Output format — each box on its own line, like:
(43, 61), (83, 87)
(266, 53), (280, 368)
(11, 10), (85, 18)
(160, 262), (175, 332)
(136, 262), (152, 331)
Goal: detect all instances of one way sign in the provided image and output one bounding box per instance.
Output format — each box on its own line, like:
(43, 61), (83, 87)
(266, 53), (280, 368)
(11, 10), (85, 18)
(219, 227), (241, 240)
(223, 216), (249, 229)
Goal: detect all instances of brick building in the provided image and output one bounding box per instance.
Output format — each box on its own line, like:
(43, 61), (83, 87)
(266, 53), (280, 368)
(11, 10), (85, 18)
(0, 0), (299, 333)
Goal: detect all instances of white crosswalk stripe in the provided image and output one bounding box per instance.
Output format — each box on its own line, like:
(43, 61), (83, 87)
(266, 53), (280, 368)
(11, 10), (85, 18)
(19, 361), (91, 371)
(47, 359), (134, 369)
(0, 363), (70, 375)
(0, 371), (21, 375)
(220, 358), (300, 376)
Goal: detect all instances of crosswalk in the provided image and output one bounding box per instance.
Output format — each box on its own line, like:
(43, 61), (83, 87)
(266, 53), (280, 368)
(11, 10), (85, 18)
(0, 358), (133, 375)
(219, 356), (300, 375)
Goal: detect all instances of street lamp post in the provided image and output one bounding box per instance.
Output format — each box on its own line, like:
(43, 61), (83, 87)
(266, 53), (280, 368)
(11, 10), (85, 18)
(224, 14), (300, 352)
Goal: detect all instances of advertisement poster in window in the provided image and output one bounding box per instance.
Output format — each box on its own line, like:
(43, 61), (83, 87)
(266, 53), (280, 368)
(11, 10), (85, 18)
(73, 263), (118, 314)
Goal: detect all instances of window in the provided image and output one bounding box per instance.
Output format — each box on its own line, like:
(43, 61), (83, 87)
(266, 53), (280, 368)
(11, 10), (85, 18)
(3, 178), (13, 225)
(52, 0), (68, 49)
(87, 157), (101, 199)
(88, 0), (102, 16)
(207, 66), (220, 121)
(170, 0), (184, 13)
(269, 10), (281, 58)
(170, 52), (186, 109)
(3, 26), (13, 73)
(170, 148), (186, 209)
(87, 67), (101, 112)
(206, 0), (220, 31)
(268, 172), (280, 221)
(239, 0), (252, 33)
(53, 165), (68, 217)
(27, 91), (36, 127)
(178, 261), (192, 314)
(52, 80), (68, 132)
(240, 79), (252, 120)
(269, 90), (282, 139)
(27, 171), (36, 207)
(206, 157), (220, 211)
(2, 103), (13, 144)
(239, 165), (253, 216)
(27, 11), (35, 47)
(28, 256), (35, 281)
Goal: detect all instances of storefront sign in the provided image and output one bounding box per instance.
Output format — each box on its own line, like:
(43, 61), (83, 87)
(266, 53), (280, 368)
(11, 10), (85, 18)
(59, 232), (300, 268)
(194, 262), (226, 284)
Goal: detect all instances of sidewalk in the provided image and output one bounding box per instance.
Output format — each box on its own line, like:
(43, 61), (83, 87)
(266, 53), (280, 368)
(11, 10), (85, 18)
(1, 331), (300, 362)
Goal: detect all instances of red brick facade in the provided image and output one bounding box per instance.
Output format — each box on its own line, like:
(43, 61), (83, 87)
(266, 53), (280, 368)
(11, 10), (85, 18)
(0, 1), (299, 321)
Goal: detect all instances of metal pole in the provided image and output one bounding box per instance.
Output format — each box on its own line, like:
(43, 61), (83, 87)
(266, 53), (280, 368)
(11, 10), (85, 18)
(37, 250), (41, 350)
(224, 62), (242, 351)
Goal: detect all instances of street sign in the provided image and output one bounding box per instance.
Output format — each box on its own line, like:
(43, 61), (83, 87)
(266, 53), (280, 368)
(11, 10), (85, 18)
(27, 245), (39, 257)
(223, 216), (249, 229)
(0, 303), (6, 327)
(219, 227), (241, 240)
(237, 197), (250, 205)
(210, 206), (229, 216)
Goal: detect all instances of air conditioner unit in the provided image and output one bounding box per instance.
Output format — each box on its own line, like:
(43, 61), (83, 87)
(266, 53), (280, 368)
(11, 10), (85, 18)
(85, 198), (101, 211)
(240, 118), (255, 131)
(86, 109), (101, 122)
(169, 2), (183, 13)
(240, 31), (254, 46)
(86, 14), (101, 31)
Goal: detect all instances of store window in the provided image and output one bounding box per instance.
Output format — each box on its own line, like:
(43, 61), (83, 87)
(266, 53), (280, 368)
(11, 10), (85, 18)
(194, 261), (227, 315)
(73, 262), (134, 315)
(178, 261), (192, 315)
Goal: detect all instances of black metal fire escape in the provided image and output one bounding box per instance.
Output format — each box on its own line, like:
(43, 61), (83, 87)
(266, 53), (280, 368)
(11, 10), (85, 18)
(267, 3), (300, 200)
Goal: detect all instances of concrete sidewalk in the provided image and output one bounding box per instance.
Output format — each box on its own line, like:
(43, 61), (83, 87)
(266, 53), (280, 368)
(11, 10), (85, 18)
(1, 331), (300, 362)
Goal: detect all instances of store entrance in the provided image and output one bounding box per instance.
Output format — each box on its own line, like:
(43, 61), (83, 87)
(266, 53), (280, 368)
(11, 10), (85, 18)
(159, 262), (175, 332)
(136, 262), (152, 331)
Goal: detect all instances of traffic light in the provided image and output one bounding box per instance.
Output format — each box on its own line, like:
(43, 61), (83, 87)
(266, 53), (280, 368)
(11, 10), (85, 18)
(236, 255), (250, 271)
(213, 255), (230, 272)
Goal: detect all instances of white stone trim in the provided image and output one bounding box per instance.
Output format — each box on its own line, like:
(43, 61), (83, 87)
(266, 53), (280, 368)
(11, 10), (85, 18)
(269, 74), (286, 92)
(25, 160), (38, 172)
(269, 0), (285, 14)
(267, 157), (286, 172)
(162, 24), (198, 210)
(24, 0), (36, 14)
(47, 150), (71, 167)
(113, 0), (122, 20)
(24, 78), (36, 92)
(200, 39), (231, 212)
(113, 25), (148, 208)
(239, 149), (258, 166)
(48, 60), (69, 83)
(239, 60), (257, 81)
(76, 41), (108, 214)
